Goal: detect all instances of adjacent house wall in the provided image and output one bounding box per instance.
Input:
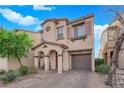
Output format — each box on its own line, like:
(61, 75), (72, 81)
(0, 58), (8, 70)
(100, 19), (124, 69)
(8, 51), (34, 70)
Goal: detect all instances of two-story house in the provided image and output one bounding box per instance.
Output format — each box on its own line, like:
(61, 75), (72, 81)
(32, 14), (95, 73)
(100, 19), (124, 69)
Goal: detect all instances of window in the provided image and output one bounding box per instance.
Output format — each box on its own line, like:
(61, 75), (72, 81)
(74, 24), (85, 38)
(57, 26), (64, 40)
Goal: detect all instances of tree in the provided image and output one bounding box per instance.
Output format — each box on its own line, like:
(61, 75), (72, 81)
(0, 28), (33, 66)
(0, 28), (12, 58)
(105, 6), (124, 87)
(10, 31), (33, 65)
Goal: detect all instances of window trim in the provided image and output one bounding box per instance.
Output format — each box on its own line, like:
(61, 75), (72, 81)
(56, 26), (64, 40)
(73, 24), (85, 38)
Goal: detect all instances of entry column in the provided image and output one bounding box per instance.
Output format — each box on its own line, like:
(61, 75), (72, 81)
(44, 55), (49, 72)
(58, 54), (63, 73)
(34, 56), (39, 69)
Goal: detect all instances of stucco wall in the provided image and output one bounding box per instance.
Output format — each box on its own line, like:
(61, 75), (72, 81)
(0, 58), (8, 70)
(43, 20), (67, 45)
(8, 51), (34, 70)
(16, 30), (41, 47)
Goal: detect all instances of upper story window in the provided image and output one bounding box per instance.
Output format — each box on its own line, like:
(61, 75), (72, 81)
(57, 26), (64, 40)
(74, 24), (85, 38)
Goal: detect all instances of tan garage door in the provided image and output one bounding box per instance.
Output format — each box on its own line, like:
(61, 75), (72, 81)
(72, 54), (91, 70)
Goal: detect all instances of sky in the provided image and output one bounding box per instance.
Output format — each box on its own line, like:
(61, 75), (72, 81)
(0, 5), (117, 57)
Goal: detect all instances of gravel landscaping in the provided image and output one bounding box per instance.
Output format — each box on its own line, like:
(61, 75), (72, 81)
(2, 70), (107, 88)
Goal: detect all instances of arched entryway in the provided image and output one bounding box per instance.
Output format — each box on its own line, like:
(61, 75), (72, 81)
(38, 51), (45, 70)
(49, 50), (58, 71)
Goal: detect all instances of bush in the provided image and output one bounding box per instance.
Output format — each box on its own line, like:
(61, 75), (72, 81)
(19, 65), (29, 76)
(29, 66), (38, 74)
(1, 70), (16, 83)
(0, 70), (6, 75)
(95, 58), (104, 67)
(96, 64), (111, 74)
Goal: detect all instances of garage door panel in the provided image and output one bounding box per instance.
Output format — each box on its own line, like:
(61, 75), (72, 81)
(72, 54), (91, 70)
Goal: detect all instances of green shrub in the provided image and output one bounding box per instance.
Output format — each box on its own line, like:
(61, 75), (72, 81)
(95, 58), (104, 67)
(96, 64), (111, 74)
(1, 70), (16, 83)
(0, 70), (6, 75)
(29, 66), (38, 74)
(19, 65), (29, 76)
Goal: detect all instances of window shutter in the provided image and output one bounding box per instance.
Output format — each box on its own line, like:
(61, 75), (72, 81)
(85, 20), (92, 35)
(68, 27), (73, 38)
(67, 28), (71, 39)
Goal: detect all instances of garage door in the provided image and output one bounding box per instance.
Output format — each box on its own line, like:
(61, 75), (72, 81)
(72, 54), (91, 70)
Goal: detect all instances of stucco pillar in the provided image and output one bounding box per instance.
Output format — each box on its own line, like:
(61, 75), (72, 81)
(63, 51), (69, 71)
(69, 54), (72, 69)
(91, 50), (95, 72)
(44, 56), (49, 72)
(34, 57), (39, 69)
(58, 55), (63, 73)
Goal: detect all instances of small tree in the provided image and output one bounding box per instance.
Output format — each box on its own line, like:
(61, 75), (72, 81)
(0, 28), (33, 66)
(10, 31), (33, 65)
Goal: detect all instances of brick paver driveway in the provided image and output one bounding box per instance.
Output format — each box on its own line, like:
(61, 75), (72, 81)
(5, 70), (106, 88)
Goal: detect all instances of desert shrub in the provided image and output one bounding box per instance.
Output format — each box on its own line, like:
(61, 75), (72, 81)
(95, 58), (104, 67)
(0, 70), (6, 75)
(1, 70), (16, 83)
(19, 65), (29, 76)
(96, 64), (111, 74)
(29, 66), (38, 74)
(14, 70), (20, 77)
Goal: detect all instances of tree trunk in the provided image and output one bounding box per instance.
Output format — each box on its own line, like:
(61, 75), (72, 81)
(16, 55), (22, 66)
(107, 31), (124, 87)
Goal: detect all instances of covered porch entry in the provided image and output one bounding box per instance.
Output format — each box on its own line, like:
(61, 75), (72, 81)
(32, 41), (68, 73)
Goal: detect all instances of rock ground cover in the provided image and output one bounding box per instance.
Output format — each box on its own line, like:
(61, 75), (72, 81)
(3, 70), (107, 88)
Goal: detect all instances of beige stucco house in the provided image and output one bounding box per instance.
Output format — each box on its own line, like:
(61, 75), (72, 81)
(32, 14), (95, 73)
(0, 14), (95, 73)
(100, 19), (124, 69)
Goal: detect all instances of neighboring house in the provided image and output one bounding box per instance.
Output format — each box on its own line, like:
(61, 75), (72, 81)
(32, 14), (95, 73)
(100, 19), (124, 69)
(0, 29), (41, 71)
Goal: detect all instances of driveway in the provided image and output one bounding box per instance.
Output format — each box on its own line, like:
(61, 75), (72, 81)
(4, 70), (106, 88)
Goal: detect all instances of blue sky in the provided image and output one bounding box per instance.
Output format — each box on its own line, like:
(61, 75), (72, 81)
(0, 5), (116, 57)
